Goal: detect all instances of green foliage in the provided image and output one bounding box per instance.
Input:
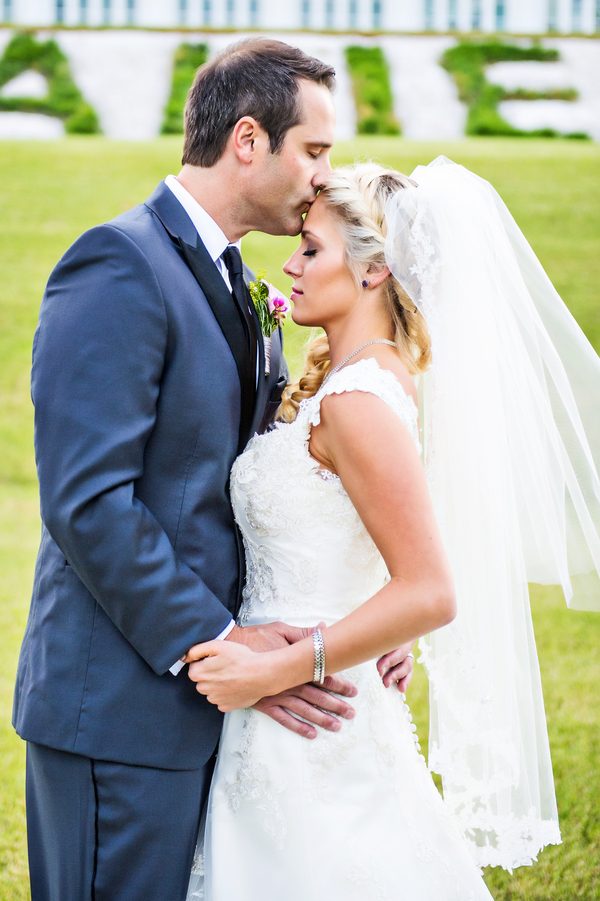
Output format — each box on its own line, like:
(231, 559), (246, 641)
(565, 131), (592, 140)
(441, 40), (586, 139)
(345, 45), (400, 136)
(503, 87), (578, 101)
(0, 32), (100, 134)
(161, 43), (208, 135)
(0, 137), (599, 900)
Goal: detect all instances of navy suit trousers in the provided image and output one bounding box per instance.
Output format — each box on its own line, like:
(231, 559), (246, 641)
(26, 742), (215, 901)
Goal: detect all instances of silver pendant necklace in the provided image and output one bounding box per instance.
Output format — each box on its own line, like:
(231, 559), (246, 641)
(322, 339), (396, 388)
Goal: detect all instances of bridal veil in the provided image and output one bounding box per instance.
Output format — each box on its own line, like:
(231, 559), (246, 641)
(384, 157), (600, 871)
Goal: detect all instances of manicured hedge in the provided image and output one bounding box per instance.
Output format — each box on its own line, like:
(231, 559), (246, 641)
(345, 45), (400, 136)
(441, 40), (585, 139)
(0, 32), (100, 134)
(161, 43), (208, 135)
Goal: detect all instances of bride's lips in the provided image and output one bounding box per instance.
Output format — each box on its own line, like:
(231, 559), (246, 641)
(290, 287), (303, 299)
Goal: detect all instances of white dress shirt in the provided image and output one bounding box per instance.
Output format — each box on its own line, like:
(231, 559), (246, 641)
(165, 174), (238, 673)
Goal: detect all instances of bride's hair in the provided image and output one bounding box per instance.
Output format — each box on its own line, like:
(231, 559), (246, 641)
(279, 163), (432, 423)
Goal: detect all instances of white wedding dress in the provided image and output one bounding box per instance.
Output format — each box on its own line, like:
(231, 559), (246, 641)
(187, 359), (493, 901)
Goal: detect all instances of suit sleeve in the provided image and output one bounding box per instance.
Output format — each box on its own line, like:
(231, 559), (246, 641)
(32, 224), (233, 675)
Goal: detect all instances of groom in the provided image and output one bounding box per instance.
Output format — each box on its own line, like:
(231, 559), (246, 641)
(13, 37), (413, 901)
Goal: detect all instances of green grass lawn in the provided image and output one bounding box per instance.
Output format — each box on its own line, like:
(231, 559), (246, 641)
(1, 136), (599, 899)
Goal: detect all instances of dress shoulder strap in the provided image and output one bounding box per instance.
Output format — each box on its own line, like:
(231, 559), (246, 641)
(301, 358), (421, 453)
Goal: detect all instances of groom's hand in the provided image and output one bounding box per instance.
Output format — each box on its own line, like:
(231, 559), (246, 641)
(224, 621), (311, 653)
(226, 621), (358, 738)
(253, 677), (357, 740)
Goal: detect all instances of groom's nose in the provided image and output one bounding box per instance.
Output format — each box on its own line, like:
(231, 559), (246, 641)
(312, 152), (333, 189)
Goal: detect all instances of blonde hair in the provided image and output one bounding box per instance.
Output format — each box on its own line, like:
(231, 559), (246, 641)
(279, 163), (432, 423)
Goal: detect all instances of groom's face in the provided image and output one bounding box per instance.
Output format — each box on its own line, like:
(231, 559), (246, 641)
(247, 80), (335, 237)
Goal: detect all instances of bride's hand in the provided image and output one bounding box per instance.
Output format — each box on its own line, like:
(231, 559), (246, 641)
(377, 640), (415, 693)
(185, 640), (272, 711)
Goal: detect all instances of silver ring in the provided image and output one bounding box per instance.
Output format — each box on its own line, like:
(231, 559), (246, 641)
(406, 652), (415, 660)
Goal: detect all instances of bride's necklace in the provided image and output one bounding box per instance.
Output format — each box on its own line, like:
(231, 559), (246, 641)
(322, 339), (396, 388)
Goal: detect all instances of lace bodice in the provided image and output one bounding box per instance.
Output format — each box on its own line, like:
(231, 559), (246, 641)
(230, 358), (421, 629)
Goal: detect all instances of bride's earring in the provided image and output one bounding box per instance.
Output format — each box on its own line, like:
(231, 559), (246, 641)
(362, 280), (370, 288)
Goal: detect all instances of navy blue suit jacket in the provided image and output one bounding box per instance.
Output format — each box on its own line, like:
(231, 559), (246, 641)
(13, 181), (288, 770)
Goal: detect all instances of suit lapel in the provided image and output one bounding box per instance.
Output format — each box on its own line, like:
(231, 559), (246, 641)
(145, 182), (257, 453)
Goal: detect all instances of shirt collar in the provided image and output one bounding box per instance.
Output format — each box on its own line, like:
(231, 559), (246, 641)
(165, 174), (241, 262)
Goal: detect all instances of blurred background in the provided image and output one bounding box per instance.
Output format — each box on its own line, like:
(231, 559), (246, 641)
(1, 4), (599, 899)
(1, 0), (600, 140)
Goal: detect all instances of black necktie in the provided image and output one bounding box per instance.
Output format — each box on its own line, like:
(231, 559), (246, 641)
(222, 246), (258, 375)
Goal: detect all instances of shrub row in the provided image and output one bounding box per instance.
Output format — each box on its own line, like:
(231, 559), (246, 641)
(0, 32), (100, 134)
(161, 43), (208, 135)
(345, 45), (400, 136)
(441, 40), (588, 139)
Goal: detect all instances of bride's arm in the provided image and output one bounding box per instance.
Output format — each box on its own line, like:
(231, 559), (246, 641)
(186, 390), (455, 710)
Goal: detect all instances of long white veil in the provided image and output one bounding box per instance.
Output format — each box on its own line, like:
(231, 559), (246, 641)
(384, 157), (600, 871)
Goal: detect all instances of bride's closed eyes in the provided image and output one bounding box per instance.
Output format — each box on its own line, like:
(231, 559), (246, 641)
(303, 249), (317, 257)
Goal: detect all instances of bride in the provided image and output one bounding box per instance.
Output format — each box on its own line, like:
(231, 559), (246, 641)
(184, 159), (600, 900)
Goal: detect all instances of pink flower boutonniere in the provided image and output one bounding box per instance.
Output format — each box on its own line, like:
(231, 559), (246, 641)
(249, 269), (290, 374)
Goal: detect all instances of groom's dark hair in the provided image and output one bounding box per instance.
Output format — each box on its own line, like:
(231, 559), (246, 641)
(182, 38), (335, 168)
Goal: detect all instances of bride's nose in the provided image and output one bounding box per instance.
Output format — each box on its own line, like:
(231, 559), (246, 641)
(283, 248), (303, 279)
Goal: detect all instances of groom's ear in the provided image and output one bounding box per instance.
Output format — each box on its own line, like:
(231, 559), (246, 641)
(231, 117), (268, 165)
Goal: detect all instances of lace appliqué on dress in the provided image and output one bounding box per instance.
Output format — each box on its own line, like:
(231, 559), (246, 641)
(306, 667), (362, 801)
(225, 713), (288, 850)
(347, 849), (390, 901)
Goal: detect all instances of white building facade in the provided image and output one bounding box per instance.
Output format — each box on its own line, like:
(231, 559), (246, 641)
(2, 0), (600, 34)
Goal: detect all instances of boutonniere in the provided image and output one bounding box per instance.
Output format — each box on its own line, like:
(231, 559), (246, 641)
(249, 269), (290, 374)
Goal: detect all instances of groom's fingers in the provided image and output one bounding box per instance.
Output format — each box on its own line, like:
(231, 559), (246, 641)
(297, 683), (356, 719)
(322, 674), (358, 698)
(253, 683), (356, 738)
(253, 696), (318, 739)
(277, 623), (318, 644)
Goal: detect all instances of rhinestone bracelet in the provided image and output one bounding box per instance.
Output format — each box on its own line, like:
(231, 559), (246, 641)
(312, 628), (325, 685)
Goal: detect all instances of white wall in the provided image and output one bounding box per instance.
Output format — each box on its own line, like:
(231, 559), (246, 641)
(1, 27), (600, 140)
(5, 0), (600, 33)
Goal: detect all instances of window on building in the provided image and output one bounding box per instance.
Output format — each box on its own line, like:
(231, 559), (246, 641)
(55, 0), (64, 23)
(249, 0), (259, 25)
(102, 0), (111, 25)
(548, 0), (557, 30)
(2, 0), (12, 22)
(373, 0), (381, 28)
(596, 0), (600, 30)
(302, 0), (310, 27)
(495, 0), (505, 30)
(203, 0), (211, 24)
(79, 0), (88, 23)
(572, 0), (582, 30)
(326, 0), (334, 28)
(472, 0), (481, 28)
(179, 0), (187, 25)
(126, 0), (135, 25)
(425, 0), (434, 30)
(448, 0), (457, 27)
(226, 0), (235, 25)
(349, 0), (357, 28)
